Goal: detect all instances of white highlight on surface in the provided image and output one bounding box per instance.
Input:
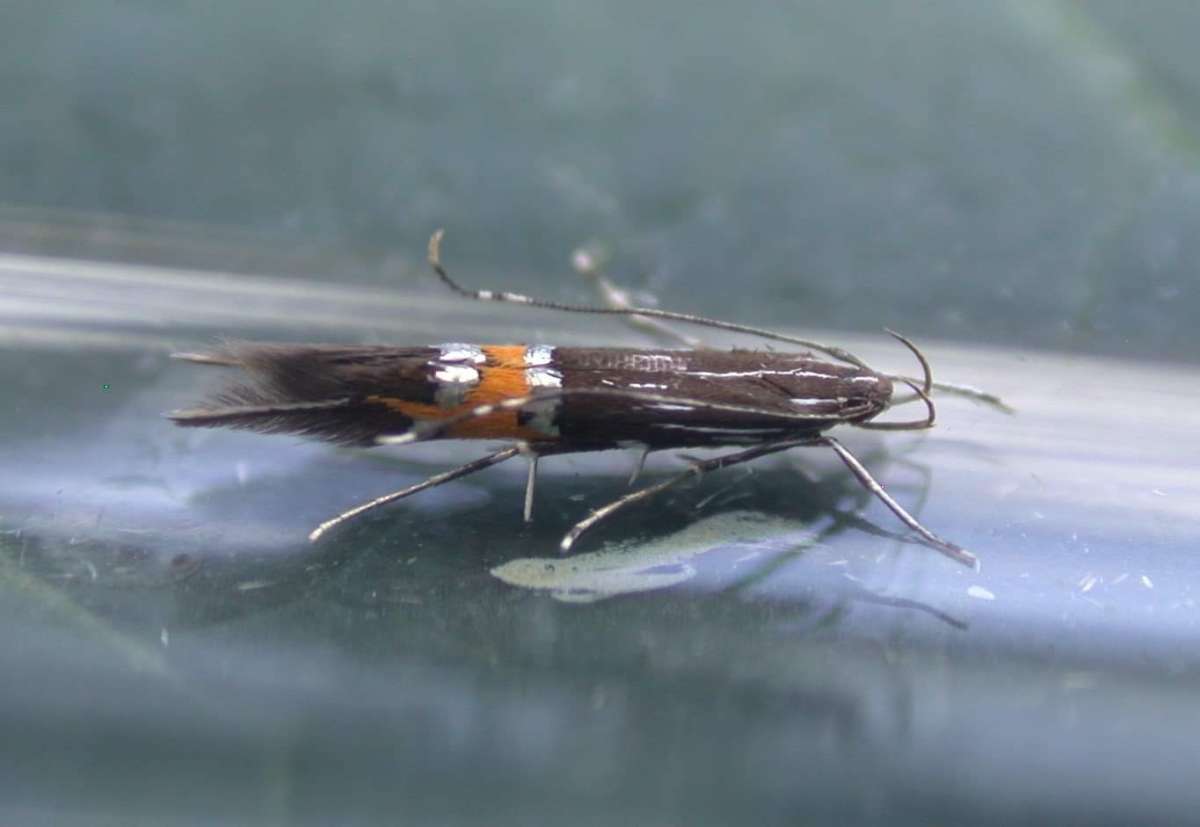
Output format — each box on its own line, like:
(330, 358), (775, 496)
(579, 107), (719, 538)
(967, 585), (996, 601)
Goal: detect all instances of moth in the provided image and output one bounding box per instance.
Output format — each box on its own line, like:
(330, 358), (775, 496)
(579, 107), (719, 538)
(170, 231), (1002, 568)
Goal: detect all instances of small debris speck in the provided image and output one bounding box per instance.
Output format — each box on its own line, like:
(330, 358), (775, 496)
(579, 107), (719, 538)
(1078, 574), (1100, 593)
(967, 585), (996, 601)
(1141, 575), (1154, 589)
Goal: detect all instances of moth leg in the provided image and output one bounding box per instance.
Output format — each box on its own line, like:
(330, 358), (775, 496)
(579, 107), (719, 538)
(819, 436), (977, 569)
(521, 446), (539, 523)
(627, 444), (652, 486)
(560, 438), (812, 554)
(308, 445), (522, 542)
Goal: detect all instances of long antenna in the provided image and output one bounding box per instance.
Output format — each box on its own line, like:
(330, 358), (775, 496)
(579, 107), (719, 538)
(427, 230), (874, 371)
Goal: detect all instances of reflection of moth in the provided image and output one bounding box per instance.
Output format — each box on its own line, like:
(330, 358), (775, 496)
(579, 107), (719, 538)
(491, 513), (808, 603)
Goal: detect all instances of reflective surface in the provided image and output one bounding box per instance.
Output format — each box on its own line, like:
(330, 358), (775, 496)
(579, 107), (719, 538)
(4, 254), (1200, 825)
(4, 2), (1200, 824)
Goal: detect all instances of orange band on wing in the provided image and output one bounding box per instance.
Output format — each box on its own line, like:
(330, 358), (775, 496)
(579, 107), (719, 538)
(368, 345), (555, 441)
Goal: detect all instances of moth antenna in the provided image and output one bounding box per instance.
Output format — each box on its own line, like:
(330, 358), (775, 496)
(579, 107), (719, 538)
(882, 328), (932, 396)
(428, 230), (875, 371)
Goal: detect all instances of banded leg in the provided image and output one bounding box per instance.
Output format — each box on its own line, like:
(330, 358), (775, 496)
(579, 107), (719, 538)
(308, 445), (522, 542)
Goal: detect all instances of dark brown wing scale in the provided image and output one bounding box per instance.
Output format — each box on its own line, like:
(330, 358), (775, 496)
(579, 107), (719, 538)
(553, 348), (892, 449)
(168, 344), (443, 445)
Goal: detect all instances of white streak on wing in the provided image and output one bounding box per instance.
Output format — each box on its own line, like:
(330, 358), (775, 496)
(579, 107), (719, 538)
(790, 397), (847, 406)
(437, 343), (486, 363)
(628, 382), (667, 389)
(653, 425), (786, 434)
(651, 425), (779, 444)
(687, 369), (774, 379)
(686, 368), (846, 381)
(650, 404), (696, 412)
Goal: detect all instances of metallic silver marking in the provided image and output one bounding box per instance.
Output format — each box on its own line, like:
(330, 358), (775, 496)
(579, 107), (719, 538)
(628, 382), (667, 390)
(688, 368), (843, 381)
(523, 344), (555, 366)
(526, 367), (563, 388)
(523, 344), (562, 390)
(432, 363), (480, 407)
(433, 364), (481, 384)
(433, 344), (485, 407)
(649, 403), (696, 412)
(437, 343), (486, 364)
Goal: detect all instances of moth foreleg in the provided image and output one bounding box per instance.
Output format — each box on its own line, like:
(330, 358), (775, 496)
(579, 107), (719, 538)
(819, 436), (977, 569)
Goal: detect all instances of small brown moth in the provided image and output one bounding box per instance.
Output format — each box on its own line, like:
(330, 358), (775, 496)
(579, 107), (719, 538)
(171, 231), (1004, 568)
